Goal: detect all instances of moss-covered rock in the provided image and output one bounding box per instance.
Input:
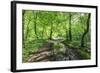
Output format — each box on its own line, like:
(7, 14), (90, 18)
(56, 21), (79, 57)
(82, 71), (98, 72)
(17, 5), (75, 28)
(52, 43), (63, 49)
(51, 43), (67, 56)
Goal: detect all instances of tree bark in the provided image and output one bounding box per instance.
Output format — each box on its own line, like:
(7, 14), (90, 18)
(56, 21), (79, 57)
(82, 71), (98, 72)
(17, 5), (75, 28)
(22, 10), (25, 48)
(69, 13), (72, 41)
(49, 23), (53, 40)
(81, 14), (91, 47)
(66, 30), (69, 40)
(25, 15), (31, 41)
(34, 11), (38, 39)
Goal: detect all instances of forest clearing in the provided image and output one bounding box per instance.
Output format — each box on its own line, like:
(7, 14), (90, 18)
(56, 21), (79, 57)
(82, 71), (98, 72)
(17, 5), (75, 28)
(22, 10), (91, 63)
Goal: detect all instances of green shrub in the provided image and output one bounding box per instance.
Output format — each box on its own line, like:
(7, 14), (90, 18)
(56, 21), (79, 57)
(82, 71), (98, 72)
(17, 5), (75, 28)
(53, 43), (63, 49)
(78, 49), (90, 59)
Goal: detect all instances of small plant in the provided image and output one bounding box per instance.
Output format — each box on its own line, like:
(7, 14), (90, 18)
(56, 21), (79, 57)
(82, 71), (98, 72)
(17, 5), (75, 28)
(77, 49), (90, 59)
(53, 43), (63, 49)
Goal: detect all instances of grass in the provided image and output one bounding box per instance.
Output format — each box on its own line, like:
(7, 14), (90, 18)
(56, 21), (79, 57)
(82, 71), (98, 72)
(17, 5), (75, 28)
(22, 39), (48, 62)
(77, 48), (91, 59)
(62, 40), (91, 60)
(52, 43), (63, 49)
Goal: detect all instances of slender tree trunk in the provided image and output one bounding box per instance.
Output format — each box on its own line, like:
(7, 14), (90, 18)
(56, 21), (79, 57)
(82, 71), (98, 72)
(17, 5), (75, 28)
(34, 11), (38, 39)
(66, 30), (69, 40)
(42, 24), (45, 39)
(22, 10), (25, 37)
(24, 11), (31, 41)
(24, 11), (31, 49)
(25, 17), (31, 41)
(49, 23), (53, 40)
(22, 10), (25, 26)
(69, 13), (72, 41)
(81, 14), (91, 47)
(42, 27), (44, 39)
(66, 30), (67, 40)
(65, 13), (68, 41)
(22, 10), (25, 48)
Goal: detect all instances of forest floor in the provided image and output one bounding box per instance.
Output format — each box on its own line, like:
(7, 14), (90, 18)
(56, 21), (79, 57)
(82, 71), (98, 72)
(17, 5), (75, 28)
(27, 39), (85, 62)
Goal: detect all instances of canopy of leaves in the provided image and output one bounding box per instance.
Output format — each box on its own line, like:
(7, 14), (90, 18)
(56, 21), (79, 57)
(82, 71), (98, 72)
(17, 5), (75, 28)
(22, 10), (91, 62)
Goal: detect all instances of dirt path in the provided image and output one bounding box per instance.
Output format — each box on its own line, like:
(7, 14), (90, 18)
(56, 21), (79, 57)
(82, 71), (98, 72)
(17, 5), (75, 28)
(28, 42), (53, 62)
(27, 39), (80, 62)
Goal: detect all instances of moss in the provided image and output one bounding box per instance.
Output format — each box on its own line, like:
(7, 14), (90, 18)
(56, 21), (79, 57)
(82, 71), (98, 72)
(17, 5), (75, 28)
(52, 43), (63, 49)
(62, 40), (80, 49)
(70, 41), (80, 46)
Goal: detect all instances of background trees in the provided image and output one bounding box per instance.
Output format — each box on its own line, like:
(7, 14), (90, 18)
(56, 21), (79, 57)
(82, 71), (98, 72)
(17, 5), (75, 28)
(22, 10), (91, 62)
(81, 14), (91, 47)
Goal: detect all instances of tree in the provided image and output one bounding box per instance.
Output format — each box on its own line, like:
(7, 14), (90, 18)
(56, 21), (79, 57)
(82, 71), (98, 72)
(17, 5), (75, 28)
(49, 22), (53, 40)
(49, 12), (57, 40)
(25, 14), (31, 41)
(69, 13), (72, 41)
(81, 14), (91, 47)
(22, 10), (25, 48)
(33, 11), (38, 39)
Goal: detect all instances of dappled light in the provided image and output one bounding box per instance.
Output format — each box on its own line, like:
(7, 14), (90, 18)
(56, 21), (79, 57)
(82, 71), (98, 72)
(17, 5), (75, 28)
(22, 10), (91, 63)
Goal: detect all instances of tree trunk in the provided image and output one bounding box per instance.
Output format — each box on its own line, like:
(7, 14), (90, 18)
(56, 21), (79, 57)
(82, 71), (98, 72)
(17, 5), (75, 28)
(25, 16), (31, 41)
(22, 10), (25, 26)
(81, 14), (91, 47)
(34, 11), (38, 39)
(42, 24), (45, 39)
(49, 23), (53, 40)
(24, 11), (31, 48)
(66, 30), (69, 40)
(22, 10), (25, 48)
(69, 13), (72, 41)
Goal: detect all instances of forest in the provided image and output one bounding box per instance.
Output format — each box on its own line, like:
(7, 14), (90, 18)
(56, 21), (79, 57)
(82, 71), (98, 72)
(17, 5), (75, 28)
(22, 10), (91, 63)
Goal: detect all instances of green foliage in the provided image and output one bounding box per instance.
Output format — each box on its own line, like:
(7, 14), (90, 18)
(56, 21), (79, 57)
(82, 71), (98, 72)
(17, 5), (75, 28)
(22, 39), (47, 62)
(53, 43), (63, 49)
(70, 41), (81, 47)
(22, 10), (91, 62)
(77, 48), (91, 59)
